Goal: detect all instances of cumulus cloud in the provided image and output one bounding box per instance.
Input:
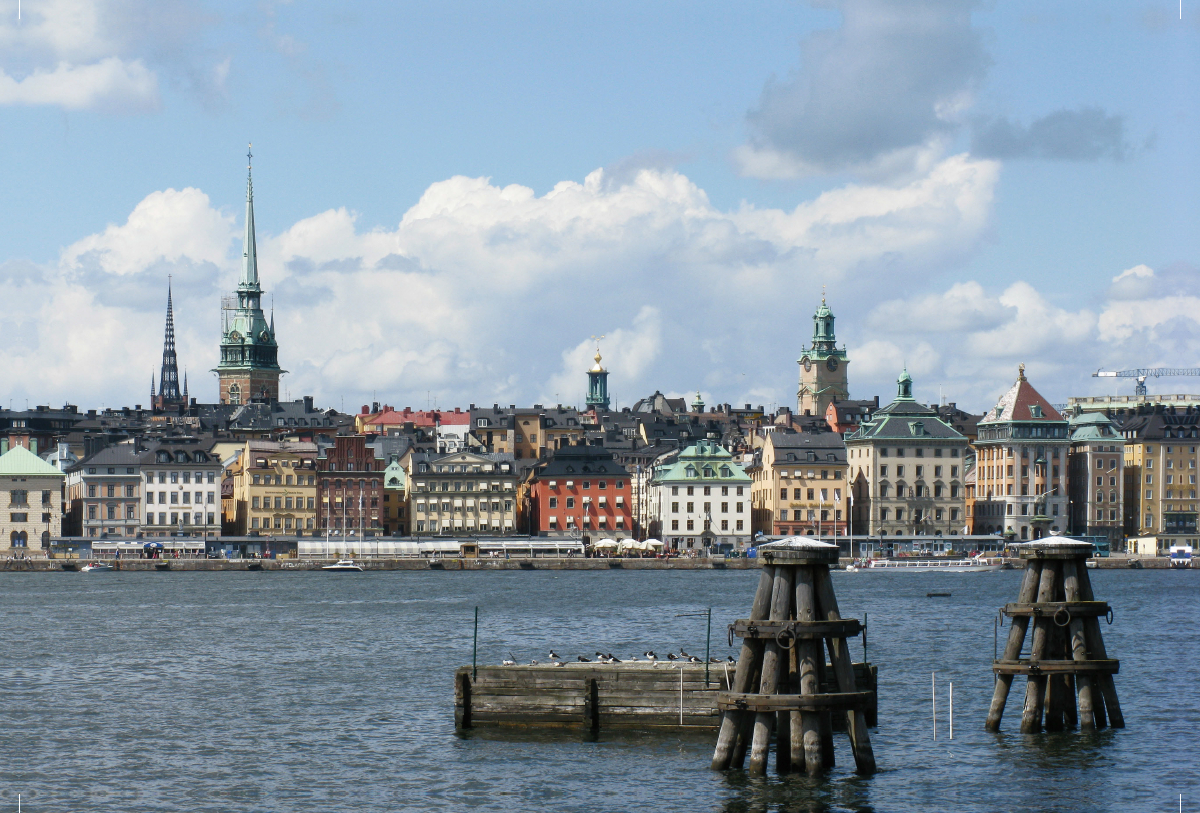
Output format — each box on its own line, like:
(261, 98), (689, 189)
(0, 0), (224, 111)
(738, 0), (988, 179)
(971, 107), (1130, 162)
(3, 157), (1003, 410)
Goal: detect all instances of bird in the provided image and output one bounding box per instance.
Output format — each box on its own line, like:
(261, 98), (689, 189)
(595, 651), (609, 663)
(679, 649), (690, 658)
(688, 655), (702, 663)
(607, 653), (621, 663)
(644, 651), (657, 661)
(708, 657), (723, 663)
(626, 655), (639, 662)
(666, 652), (678, 661)
(577, 655), (591, 663)
(502, 654), (516, 666)
(726, 655), (736, 663)
(548, 650), (561, 660)
(529, 659), (540, 666)
(552, 660), (566, 668)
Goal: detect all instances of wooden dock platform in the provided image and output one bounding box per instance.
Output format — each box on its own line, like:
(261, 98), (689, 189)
(455, 661), (876, 733)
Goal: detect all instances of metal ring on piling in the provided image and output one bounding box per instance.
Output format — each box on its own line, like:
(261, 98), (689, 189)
(1106, 607), (1114, 625)
(775, 627), (796, 650)
(1053, 607), (1071, 627)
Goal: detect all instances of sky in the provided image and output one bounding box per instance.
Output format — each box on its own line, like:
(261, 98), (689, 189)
(1, 0), (1198, 415)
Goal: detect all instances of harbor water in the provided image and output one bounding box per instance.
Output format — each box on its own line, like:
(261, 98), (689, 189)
(1, 568), (1196, 812)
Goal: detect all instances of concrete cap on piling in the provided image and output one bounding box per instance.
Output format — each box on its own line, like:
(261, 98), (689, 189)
(758, 537), (840, 564)
(1015, 539), (1095, 560)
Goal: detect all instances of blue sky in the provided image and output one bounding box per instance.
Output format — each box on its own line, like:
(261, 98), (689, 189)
(1, 0), (1198, 413)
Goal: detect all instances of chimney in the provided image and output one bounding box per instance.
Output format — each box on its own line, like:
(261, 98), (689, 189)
(304, 395), (314, 413)
(372, 401), (381, 413)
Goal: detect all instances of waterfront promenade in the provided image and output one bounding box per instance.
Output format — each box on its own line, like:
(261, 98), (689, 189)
(1, 555), (1172, 572)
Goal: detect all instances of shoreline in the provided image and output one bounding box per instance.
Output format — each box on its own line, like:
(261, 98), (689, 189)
(0, 555), (1181, 572)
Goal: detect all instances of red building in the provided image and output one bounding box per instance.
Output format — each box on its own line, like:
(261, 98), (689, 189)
(317, 435), (386, 535)
(526, 443), (633, 538)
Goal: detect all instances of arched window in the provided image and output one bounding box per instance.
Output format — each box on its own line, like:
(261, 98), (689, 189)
(228, 383), (241, 405)
(10, 531), (28, 547)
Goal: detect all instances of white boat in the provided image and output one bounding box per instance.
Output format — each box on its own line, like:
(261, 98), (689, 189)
(81, 562), (115, 573)
(865, 556), (1001, 573)
(321, 558), (364, 572)
(1169, 546), (1193, 569)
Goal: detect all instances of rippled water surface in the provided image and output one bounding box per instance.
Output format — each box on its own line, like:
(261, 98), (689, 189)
(1, 568), (1197, 812)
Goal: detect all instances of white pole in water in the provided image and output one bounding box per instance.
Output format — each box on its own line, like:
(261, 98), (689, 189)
(679, 665), (685, 724)
(949, 681), (954, 739)
(932, 672), (937, 740)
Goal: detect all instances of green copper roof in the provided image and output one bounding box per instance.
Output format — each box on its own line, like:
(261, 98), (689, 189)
(653, 440), (750, 483)
(0, 445), (65, 477)
(241, 145), (259, 290)
(384, 460), (407, 489)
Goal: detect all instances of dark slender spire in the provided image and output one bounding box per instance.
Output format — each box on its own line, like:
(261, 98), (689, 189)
(157, 278), (183, 407)
(241, 143), (259, 289)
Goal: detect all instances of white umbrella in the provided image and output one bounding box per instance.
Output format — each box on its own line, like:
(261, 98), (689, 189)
(594, 538), (619, 550)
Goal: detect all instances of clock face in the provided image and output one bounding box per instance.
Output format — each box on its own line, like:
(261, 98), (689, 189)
(802, 357), (812, 372)
(826, 357), (839, 372)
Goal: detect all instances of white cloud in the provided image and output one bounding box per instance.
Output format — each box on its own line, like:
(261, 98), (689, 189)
(0, 57), (158, 110)
(18, 157), (1191, 415)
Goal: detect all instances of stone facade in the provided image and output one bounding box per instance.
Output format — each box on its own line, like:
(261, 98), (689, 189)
(650, 440), (750, 551)
(846, 370), (968, 537)
(971, 366), (1070, 540)
(408, 450), (518, 535)
(232, 440), (318, 535)
(0, 446), (65, 554)
(749, 430), (848, 537)
(1067, 411), (1126, 550)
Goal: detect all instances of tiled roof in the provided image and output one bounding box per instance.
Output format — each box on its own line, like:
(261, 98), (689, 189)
(980, 371), (1064, 424)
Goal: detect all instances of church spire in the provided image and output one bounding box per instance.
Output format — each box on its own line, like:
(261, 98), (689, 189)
(157, 278), (182, 408)
(241, 143), (259, 289)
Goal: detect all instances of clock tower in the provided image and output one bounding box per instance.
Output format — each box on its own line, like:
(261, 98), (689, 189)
(797, 297), (849, 417)
(215, 147), (284, 405)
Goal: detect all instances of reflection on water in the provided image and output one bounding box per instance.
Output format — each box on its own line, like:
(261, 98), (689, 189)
(0, 568), (1196, 812)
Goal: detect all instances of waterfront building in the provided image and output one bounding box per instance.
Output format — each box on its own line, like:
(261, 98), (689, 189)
(230, 440), (318, 534)
(845, 369), (969, 537)
(317, 436), (387, 535)
(64, 441), (145, 539)
(216, 150), (283, 405)
(1066, 411), (1126, 550)
(382, 457), (408, 535)
(0, 404), (85, 457)
(650, 440), (750, 551)
(0, 445), (65, 553)
(526, 444), (631, 538)
(139, 439), (222, 537)
(797, 298), (850, 418)
(748, 430), (848, 537)
(971, 365), (1070, 540)
(408, 450), (518, 535)
(1114, 405), (1199, 553)
(152, 280), (187, 411)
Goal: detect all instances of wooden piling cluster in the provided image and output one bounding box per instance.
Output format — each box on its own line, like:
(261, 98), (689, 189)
(986, 540), (1124, 734)
(711, 539), (875, 776)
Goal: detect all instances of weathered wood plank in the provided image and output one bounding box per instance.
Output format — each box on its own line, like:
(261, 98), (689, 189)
(986, 560), (1041, 732)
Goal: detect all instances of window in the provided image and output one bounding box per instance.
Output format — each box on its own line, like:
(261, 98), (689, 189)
(549, 497), (558, 509)
(566, 497), (575, 508)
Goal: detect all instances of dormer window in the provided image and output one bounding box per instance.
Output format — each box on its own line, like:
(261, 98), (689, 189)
(1029, 405), (1043, 418)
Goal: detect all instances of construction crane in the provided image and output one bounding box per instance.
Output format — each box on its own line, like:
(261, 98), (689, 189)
(1092, 368), (1200, 396)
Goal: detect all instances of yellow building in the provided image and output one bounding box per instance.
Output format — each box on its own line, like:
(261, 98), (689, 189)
(749, 430), (848, 537)
(1119, 408), (1199, 547)
(231, 440), (319, 534)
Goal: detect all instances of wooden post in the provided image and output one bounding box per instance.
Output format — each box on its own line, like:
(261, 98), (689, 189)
(1077, 565), (1124, 728)
(1061, 559), (1098, 729)
(986, 560), (1041, 731)
(748, 566), (795, 776)
(712, 566), (775, 770)
(795, 565), (823, 775)
(788, 635), (804, 771)
(1020, 559), (1060, 734)
(813, 564), (875, 774)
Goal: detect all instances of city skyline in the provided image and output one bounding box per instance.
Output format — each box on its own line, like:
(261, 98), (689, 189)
(1, 1), (1197, 413)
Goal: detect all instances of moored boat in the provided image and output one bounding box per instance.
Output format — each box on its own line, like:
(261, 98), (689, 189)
(81, 562), (115, 573)
(321, 558), (364, 572)
(864, 556), (1001, 573)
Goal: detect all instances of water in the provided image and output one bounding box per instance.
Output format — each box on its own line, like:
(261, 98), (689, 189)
(1, 568), (1196, 812)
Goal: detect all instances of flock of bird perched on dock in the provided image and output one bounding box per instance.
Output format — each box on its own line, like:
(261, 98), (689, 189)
(499, 650), (737, 667)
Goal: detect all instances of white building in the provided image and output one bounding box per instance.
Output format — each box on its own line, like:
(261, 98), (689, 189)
(650, 440), (751, 551)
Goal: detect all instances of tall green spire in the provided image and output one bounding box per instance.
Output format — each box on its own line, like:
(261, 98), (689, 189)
(241, 143), (259, 290)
